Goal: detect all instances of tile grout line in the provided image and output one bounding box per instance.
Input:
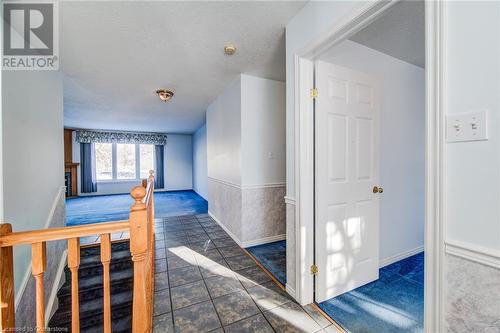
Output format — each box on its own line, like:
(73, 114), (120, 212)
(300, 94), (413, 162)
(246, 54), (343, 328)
(195, 216), (227, 333)
(161, 218), (177, 333)
(157, 214), (296, 332)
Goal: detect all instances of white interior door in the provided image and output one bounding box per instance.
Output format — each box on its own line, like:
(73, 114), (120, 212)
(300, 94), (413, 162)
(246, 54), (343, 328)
(315, 61), (380, 302)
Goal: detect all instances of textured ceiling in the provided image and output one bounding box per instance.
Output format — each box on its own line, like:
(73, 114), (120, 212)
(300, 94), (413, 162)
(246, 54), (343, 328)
(349, 0), (425, 68)
(61, 1), (306, 133)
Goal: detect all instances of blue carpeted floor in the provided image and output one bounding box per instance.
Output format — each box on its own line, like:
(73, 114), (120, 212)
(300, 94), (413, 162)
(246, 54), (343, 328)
(246, 240), (286, 286)
(319, 252), (424, 333)
(66, 190), (208, 226)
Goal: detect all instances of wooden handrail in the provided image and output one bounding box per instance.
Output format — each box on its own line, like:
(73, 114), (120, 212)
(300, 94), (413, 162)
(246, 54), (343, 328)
(0, 172), (156, 333)
(0, 220), (129, 247)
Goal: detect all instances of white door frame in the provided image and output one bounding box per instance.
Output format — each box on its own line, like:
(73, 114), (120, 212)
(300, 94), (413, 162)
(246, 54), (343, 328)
(293, 1), (446, 332)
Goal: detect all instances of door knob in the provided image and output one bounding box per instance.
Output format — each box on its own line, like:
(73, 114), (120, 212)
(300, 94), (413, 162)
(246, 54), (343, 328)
(373, 186), (383, 194)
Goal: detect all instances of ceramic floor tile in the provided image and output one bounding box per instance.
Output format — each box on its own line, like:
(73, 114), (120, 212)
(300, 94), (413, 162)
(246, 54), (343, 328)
(194, 248), (223, 261)
(212, 290), (260, 326)
(153, 313), (174, 333)
(155, 248), (167, 260)
(169, 265), (203, 287)
(167, 253), (196, 270)
(154, 289), (172, 316)
(225, 255), (257, 271)
(155, 259), (168, 273)
(155, 271), (170, 291)
(247, 281), (292, 311)
(198, 260), (234, 279)
(212, 237), (238, 249)
(218, 246), (246, 259)
(208, 232), (228, 240)
(187, 240), (217, 253)
(204, 274), (245, 298)
(236, 265), (272, 289)
(170, 280), (210, 310)
(173, 300), (221, 333)
(224, 314), (274, 333)
(302, 304), (331, 329)
(264, 302), (322, 333)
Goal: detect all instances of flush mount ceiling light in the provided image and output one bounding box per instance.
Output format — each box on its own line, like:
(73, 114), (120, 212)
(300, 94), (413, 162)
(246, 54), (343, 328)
(224, 44), (236, 55)
(155, 89), (174, 102)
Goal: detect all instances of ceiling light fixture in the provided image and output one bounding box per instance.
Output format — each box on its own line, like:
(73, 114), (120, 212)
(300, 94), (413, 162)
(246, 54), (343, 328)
(155, 89), (174, 102)
(224, 44), (236, 55)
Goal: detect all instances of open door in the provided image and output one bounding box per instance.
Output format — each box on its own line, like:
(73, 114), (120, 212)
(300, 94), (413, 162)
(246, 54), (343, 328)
(314, 61), (381, 302)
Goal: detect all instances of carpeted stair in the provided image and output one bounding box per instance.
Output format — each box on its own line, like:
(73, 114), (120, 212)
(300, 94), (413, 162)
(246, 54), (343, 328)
(49, 241), (133, 332)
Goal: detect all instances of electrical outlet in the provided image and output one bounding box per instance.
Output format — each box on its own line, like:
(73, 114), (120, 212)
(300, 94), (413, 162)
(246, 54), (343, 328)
(446, 110), (488, 143)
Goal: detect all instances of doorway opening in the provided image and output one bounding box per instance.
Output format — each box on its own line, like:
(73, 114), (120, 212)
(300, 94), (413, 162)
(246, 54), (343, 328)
(313, 2), (425, 332)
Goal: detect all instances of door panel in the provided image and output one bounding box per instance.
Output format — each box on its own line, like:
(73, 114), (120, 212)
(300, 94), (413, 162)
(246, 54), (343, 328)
(315, 61), (380, 303)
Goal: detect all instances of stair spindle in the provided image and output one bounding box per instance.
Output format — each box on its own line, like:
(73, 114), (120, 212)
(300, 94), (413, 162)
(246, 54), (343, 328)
(100, 233), (112, 333)
(67, 238), (80, 333)
(31, 242), (46, 332)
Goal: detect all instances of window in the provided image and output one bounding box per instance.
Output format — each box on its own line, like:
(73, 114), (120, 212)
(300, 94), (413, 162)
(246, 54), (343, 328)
(95, 143), (113, 180)
(94, 143), (155, 181)
(140, 144), (154, 178)
(117, 144), (136, 179)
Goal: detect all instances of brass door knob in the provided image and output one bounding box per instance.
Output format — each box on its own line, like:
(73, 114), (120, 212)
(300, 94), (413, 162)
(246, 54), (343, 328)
(373, 186), (384, 194)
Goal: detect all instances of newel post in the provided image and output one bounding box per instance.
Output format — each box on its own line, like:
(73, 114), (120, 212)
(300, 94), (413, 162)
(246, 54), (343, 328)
(0, 224), (15, 331)
(129, 186), (152, 332)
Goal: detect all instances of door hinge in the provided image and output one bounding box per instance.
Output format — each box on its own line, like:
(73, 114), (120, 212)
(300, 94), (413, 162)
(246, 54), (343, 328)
(310, 88), (318, 99)
(310, 264), (318, 275)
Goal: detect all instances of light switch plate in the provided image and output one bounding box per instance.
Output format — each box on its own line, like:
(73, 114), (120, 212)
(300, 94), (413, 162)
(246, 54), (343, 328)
(446, 109), (488, 143)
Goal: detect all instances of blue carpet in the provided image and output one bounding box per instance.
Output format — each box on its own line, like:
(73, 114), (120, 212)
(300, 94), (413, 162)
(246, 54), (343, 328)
(319, 252), (424, 333)
(66, 190), (208, 226)
(246, 240), (286, 285)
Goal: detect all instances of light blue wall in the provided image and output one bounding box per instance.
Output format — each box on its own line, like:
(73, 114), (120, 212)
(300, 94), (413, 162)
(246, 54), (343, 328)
(192, 124), (208, 199)
(165, 134), (193, 191)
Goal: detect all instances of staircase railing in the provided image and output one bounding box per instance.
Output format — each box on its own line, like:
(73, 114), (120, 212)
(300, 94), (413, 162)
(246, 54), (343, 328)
(0, 171), (156, 333)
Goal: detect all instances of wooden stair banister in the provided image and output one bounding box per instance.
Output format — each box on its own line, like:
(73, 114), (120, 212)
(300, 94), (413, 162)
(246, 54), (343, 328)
(67, 238), (80, 333)
(0, 172), (156, 332)
(0, 224), (15, 330)
(130, 170), (155, 332)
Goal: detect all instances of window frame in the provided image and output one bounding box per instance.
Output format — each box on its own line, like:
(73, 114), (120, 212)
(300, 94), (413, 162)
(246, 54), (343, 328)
(94, 142), (156, 182)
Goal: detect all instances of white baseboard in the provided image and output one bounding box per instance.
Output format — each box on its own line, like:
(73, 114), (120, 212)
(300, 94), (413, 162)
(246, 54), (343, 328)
(46, 250), (67, 325)
(242, 234), (286, 248)
(286, 283), (296, 300)
(208, 211), (243, 247)
(445, 239), (500, 269)
(379, 245), (424, 268)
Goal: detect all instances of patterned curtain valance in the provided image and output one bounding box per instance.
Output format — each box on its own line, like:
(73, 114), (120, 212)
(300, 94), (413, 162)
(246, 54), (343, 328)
(76, 130), (167, 145)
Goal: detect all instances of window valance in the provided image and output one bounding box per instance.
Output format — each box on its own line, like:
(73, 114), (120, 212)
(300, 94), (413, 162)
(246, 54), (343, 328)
(76, 130), (167, 145)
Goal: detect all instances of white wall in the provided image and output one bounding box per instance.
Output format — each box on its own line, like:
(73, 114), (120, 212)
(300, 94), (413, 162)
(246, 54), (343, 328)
(164, 134), (193, 191)
(320, 40), (425, 263)
(445, 1), (500, 252)
(74, 133), (193, 195)
(2, 71), (64, 291)
(193, 124), (208, 199)
(206, 74), (286, 245)
(207, 76), (242, 185)
(241, 75), (286, 186)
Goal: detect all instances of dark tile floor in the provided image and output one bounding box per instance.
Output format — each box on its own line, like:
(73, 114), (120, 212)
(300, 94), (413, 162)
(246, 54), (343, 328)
(153, 214), (338, 333)
(246, 241), (286, 286)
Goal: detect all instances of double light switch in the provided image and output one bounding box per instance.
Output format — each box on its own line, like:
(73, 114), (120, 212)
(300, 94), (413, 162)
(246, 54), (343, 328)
(446, 109), (488, 143)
